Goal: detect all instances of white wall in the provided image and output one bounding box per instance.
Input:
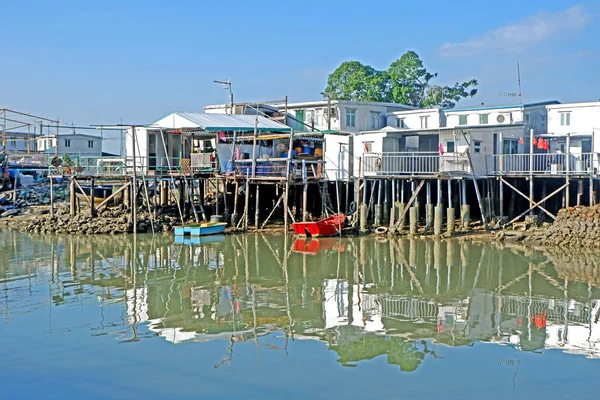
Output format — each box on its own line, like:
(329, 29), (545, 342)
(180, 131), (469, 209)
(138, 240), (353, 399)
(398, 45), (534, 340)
(446, 107), (524, 128)
(324, 134), (350, 181)
(387, 109), (442, 130)
(352, 132), (386, 177)
(547, 102), (600, 137)
(37, 135), (103, 156)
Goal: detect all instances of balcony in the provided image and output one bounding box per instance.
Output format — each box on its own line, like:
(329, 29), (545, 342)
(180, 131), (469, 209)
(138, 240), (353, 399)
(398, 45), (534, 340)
(362, 152), (471, 176)
(486, 153), (597, 176)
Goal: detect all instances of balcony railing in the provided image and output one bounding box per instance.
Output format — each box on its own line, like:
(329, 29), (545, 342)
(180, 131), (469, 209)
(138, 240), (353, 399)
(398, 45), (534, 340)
(486, 153), (597, 175)
(363, 152), (471, 176)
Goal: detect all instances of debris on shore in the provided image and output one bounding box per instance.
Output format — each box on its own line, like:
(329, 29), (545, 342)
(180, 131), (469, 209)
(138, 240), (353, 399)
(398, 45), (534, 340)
(525, 205), (600, 248)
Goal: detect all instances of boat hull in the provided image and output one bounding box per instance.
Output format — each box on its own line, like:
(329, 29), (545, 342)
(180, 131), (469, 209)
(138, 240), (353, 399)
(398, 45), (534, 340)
(292, 213), (345, 237)
(75, 185), (113, 204)
(174, 222), (227, 237)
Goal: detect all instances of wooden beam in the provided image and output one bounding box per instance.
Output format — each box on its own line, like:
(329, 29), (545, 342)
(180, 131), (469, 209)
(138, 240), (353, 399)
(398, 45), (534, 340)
(96, 182), (130, 211)
(260, 193), (284, 229)
(392, 179), (425, 230)
(501, 177), (560, 221)
(507, 182), (569, 225)
(73, 178), (91, 204)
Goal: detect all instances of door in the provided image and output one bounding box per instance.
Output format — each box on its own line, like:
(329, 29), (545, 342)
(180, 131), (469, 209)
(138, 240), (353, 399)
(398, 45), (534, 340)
(295, 110), (305, 131)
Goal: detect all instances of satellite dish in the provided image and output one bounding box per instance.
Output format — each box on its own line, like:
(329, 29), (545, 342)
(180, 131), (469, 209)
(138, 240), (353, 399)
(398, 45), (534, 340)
(497, 115), (505, 124)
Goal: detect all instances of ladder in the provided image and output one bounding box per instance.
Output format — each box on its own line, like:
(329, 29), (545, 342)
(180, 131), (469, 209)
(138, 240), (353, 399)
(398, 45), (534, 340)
(319, 181), (335, 216)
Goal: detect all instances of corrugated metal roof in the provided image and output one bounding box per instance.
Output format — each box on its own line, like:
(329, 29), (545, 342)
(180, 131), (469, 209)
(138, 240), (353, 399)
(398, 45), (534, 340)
(175, 112), (291, 132)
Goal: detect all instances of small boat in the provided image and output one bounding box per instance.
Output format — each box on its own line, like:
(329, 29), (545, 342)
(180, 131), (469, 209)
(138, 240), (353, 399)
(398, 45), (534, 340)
(75, 185), (113, 204)
(292, 213), (345, 237)
(174, 221), (227, 237)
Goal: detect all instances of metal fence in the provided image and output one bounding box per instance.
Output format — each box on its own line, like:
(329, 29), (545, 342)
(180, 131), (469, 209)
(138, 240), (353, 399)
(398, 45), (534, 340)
(487, 153), (597, 175)
(363, 152), (471, 176)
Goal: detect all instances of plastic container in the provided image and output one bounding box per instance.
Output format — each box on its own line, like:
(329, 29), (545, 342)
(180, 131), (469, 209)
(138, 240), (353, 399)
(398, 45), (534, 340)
(210, 215), (223, 223)
(302, 146), (313, 155)
(314, 148), (323, 157)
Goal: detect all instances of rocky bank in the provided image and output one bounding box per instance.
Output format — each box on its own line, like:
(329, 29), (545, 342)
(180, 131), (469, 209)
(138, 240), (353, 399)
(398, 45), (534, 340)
(525, 205), (600, 248)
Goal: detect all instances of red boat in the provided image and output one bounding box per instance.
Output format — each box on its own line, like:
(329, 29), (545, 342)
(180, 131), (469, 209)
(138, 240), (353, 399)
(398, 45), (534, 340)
(292, 213), (345, 237)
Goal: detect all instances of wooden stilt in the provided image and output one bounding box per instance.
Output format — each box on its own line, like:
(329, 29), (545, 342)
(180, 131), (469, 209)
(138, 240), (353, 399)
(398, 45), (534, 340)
(70, 177), (76, 217)
(499, 177), (504, 217)
(302, 182), (308, 222)
(244, 177), (250, 231)
(255, 183), (260, 228)
(49, 177), (54, 218)
(232, 179), (239, 226)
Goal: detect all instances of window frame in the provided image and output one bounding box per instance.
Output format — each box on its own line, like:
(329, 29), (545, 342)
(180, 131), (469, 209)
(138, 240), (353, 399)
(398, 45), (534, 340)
(458, 115), (468, 125)
(64, 139), (71, 148)
(420, 116), (429, 129)
(370, 111), (381, 130)
(88, 140), (94, 148)
(396, 117), (405, 128)
(345, 108), (356, 127)
(479, 114), (489, 124)
(560, 112), (571, 126)
(446, 141), (455, 153)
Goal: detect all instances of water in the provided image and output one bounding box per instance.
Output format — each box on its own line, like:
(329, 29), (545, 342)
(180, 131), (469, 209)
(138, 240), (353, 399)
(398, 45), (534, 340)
(1, 231), (600, 399)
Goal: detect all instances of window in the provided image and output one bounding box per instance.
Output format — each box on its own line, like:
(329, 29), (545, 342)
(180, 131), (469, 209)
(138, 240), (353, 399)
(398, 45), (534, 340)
(474, 140), (482, 153)
(560, 112), (571, 126)
(420, 116), (429, 129)
(315, 108), (324, 126)
(503, 139), (519, 154)
(10, 140), (16, 147)
(446, 141), (455, 153)
(370, 111), (381, 130)
(47, 139), (52, 148)
(346, 108), (356, 127)
(88, 140), (94, 148)
(64, 139), (71, 147)
(525, 114), (530, 123)
(396, 118), (406, 128)
(458, 115), (468, 125)
(479, 114), (489, 124)
(305, 110), (315, 125)
(363, 142), (373, 152)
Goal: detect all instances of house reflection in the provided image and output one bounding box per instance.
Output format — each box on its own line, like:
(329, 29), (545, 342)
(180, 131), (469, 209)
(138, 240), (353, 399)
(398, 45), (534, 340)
(2, 231), (600, 368)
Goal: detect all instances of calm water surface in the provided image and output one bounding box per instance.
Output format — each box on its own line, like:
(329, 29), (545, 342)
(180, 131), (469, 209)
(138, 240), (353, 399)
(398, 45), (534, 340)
(1, 230), (600, 399)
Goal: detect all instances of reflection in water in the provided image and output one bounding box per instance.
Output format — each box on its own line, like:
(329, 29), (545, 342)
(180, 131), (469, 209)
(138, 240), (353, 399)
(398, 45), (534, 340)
(2, 231), (600, 376)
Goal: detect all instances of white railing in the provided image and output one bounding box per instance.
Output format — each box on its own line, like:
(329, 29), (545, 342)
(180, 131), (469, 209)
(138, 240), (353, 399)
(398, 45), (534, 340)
(487, 153), (597, 175)
(363, 152), (471, 176)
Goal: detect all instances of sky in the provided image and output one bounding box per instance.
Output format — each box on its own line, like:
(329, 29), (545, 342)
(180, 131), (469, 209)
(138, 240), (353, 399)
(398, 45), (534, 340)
(1, 0), (599, 152)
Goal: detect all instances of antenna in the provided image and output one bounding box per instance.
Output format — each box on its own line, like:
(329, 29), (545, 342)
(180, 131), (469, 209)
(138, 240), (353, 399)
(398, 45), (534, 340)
(517, 62), (523, 104)
(499, 62), (523, 103)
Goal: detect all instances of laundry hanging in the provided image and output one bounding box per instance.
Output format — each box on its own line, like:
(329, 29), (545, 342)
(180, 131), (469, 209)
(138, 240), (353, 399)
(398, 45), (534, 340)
(518, 137), (524, 145)
(438, 142), (445, 155)
(533, 137), (538, 145)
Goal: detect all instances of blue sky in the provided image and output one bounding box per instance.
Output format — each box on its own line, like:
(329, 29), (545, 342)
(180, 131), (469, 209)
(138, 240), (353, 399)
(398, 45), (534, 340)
(1, 0), (599, 143)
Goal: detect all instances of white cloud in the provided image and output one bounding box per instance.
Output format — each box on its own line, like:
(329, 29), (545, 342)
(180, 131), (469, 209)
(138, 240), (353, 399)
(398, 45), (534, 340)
(439, 6), (594, 57)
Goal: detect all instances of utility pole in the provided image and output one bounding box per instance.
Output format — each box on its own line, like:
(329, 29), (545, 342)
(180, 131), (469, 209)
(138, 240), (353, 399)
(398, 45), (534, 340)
(214, 80), (233, 113)
(327, 95), (332, 131)
(2, 109), (6, 151)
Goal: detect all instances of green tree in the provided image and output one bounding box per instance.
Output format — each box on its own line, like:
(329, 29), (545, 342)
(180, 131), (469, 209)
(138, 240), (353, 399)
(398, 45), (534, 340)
(322, 61), (390, 103)
(322, 51), (478, 109)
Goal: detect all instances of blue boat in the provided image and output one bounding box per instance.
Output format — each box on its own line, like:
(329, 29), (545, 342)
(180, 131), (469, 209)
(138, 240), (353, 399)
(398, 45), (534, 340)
(174, 222), (227, 237)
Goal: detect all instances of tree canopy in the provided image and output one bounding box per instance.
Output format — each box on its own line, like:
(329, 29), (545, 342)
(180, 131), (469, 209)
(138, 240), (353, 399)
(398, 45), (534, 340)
(322, 51), (478, 109)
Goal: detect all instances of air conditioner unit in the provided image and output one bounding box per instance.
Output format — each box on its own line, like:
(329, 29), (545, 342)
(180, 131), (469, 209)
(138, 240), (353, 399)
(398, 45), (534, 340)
(496, 114), (510, 124)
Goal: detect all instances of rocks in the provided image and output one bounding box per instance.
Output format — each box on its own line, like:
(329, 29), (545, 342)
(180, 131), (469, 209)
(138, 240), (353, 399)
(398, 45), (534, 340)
(525, 205), (600, 248)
